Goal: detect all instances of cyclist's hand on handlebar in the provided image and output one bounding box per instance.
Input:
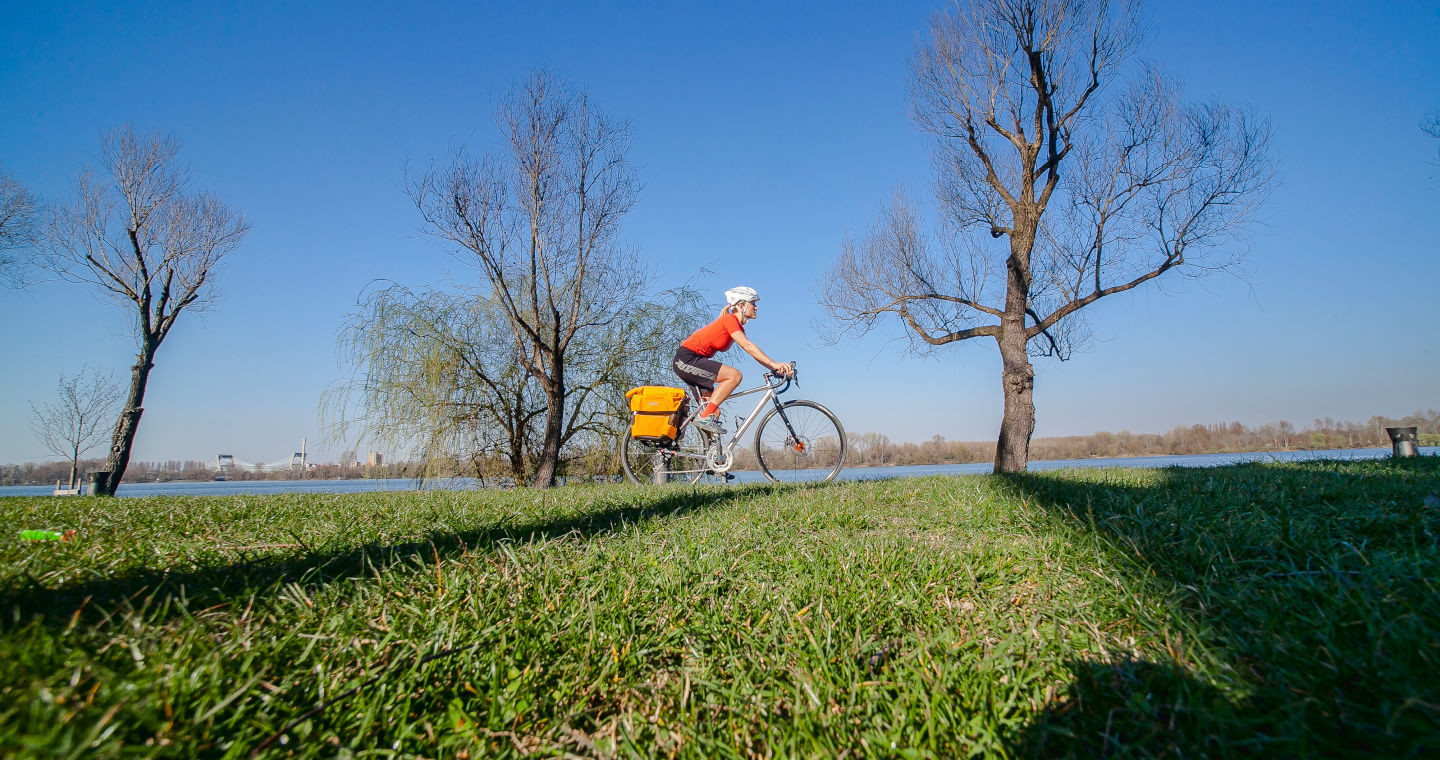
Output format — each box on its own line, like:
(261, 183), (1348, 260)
(774, 361), (796, 378)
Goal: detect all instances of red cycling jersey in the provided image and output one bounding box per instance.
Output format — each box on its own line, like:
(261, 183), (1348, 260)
(680, 313), (744, 358)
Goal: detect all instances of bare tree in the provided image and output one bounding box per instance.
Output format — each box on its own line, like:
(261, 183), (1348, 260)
(0, 166), (42, 288)
(408, 70), (649, 487)
(820, 0), (1275, 472)
(37, 127), (249, 494)
(1424, 110), (1440, 162)
(30, 367), (122, 490)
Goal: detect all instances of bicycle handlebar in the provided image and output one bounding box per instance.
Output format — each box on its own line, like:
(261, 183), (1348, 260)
(763, 361), (798, 394)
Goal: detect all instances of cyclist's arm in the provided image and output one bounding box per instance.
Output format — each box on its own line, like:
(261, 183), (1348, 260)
(731, 331), (792, 376)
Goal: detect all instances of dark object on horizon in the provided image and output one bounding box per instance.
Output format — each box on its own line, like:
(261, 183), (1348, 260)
(88, 470), (110, 496)
(1386, 426), (1419, 458)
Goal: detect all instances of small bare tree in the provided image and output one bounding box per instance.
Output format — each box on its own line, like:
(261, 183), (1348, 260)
(1, 166), (41, 288)
(1424, 110), (1440, 162)
(38, 127), (249, 494)
(408, 70), (648, 487)
(820, 0), (1275, 472)
(30, 367), (122, 490)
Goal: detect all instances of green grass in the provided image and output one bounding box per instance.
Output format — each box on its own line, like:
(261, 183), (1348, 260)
(2, 458), (1437, 758)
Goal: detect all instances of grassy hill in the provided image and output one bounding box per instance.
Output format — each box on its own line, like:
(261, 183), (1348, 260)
(2, 458), (1437, 758)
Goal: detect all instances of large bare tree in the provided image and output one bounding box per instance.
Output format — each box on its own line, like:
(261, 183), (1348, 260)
(408, 71), (648, 487)
(1, 166), (42, 288)
(30, 367), (122, 490)
(39, 127), (249, 494)
(820, 0), (1274, 472)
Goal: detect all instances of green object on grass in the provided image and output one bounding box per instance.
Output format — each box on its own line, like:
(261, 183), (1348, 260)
(19, 530), (71, 541)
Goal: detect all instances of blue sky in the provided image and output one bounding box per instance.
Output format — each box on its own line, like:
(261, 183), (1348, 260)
(2, 0), (1437, 466)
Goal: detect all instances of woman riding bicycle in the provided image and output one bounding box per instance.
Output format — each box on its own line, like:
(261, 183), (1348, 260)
(672, 286), (795, 435)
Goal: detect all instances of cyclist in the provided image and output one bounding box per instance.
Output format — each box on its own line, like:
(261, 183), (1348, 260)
(672, 286), (795, 435)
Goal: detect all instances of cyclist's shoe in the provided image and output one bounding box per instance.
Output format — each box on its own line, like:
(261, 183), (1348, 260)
(693, 415), (727, 436)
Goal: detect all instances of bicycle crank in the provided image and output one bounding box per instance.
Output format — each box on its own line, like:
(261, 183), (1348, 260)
(707, 443), (730, 472)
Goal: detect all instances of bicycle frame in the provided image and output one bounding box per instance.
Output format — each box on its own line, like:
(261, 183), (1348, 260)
(665, 373), (796, 475)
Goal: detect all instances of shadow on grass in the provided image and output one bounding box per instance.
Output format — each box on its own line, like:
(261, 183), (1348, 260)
(0, 483), (795, 631)
(1015, 657), (1246, 759)
(1004, 457), (1440, 758)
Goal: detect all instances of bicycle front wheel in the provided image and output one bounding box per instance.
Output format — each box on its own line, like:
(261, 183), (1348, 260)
(753, 400), (846, 483)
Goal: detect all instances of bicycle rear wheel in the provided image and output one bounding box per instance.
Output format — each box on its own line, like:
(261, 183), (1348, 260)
(620, 425), (717, 485)
(753, 400), (846, 483)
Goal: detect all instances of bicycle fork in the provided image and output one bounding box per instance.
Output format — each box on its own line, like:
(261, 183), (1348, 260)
(766, 395), (807, 452)
(712, 391), (807, 471)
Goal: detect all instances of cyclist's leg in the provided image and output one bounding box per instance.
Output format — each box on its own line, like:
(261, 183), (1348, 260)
(702, 365), (742, 419)
(674, 347), (737, 429)
(674, 348), (723, 393)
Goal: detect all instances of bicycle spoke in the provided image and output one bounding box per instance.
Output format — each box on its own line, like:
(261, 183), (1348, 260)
(621, 422), (720, 485)
(753, 401), (846, 483)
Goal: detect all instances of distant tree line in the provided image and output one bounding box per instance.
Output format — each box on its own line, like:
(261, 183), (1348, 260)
(843, 410), (1440, 469)
(0, 458), (209, 487)
(0, 457), (419, 486)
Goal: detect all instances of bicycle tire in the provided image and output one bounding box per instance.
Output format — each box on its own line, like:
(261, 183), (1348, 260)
(619, 425), (715, 485)
(752, 400), (847, 483)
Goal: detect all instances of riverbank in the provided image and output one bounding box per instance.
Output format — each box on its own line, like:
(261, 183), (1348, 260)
(1, 446), (1434, 498)
(3, 458), (1437, 757)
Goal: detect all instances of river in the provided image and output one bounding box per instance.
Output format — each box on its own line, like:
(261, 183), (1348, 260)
(1, 446), (1433, 498)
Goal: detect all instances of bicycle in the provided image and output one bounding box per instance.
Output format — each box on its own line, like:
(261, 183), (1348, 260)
(620, 363), (847, 484)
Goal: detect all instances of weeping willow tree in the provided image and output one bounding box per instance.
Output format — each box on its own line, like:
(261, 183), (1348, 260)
(322, 281), (703, 484)
(322, 283), (532, 483)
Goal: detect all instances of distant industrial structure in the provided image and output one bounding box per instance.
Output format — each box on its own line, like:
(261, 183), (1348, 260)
(216, 438), (311, 473)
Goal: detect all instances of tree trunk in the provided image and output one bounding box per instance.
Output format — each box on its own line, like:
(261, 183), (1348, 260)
(502, 400), (527, 484)
(508, 438), (526, 484)
(995, 219), (1037, 474)
(993, 323), (1036, 473)
(68, 440), (79, 490)
(532, 393), (563, 487)
(98, 340), (157, 496)
(532, 369), (565, 487)
(508, 456), (526, 483)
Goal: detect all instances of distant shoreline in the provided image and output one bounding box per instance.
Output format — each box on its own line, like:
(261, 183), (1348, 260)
(0, 443), (1391, 485)
(2, 446), (1435, 497)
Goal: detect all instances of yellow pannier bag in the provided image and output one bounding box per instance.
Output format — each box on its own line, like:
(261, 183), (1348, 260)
(626, 386), (689, 441)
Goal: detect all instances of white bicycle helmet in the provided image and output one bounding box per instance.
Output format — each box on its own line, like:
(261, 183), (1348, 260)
(724, 286), (759, 306)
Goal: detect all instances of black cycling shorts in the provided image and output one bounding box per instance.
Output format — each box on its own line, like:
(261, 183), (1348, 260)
(673, 347), (723, 391)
